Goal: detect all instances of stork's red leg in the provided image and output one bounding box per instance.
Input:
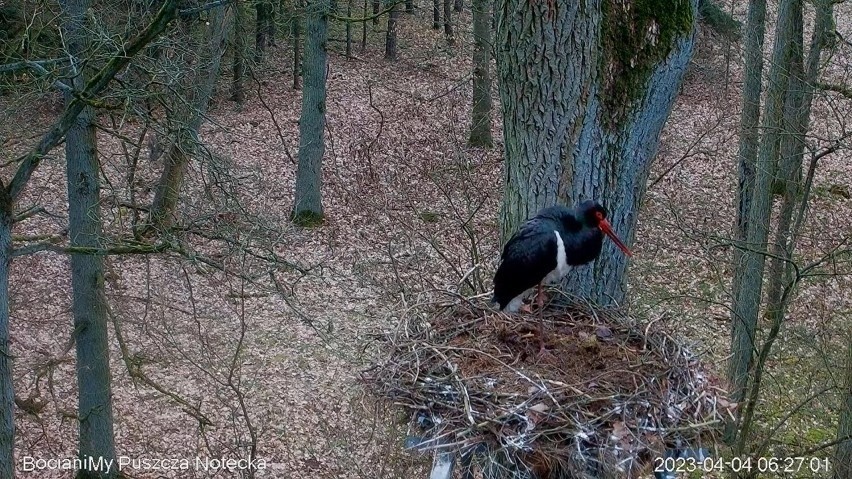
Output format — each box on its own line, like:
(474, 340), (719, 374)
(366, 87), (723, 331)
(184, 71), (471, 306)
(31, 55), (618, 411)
(534, 283), (546, 309)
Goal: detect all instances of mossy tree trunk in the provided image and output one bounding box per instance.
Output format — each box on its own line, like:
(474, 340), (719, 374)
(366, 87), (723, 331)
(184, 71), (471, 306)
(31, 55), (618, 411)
(149, 6), (228, 230)
(293, 0), (329, 224)
(496, 0), (698, 305)
(60, 0), (118, 475)
(469, 0), (492, 147)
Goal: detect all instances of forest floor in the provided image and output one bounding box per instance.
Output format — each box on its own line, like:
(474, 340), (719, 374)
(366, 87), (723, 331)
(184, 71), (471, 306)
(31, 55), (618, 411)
(2, 3), (852, 479)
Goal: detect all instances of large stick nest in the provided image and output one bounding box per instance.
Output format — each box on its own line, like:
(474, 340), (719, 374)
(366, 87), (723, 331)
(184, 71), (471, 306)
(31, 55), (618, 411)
(364, 292), (734, 478)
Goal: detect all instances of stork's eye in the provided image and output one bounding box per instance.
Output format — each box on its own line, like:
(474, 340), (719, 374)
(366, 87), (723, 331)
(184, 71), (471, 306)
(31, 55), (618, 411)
(595, 211), (604, 221)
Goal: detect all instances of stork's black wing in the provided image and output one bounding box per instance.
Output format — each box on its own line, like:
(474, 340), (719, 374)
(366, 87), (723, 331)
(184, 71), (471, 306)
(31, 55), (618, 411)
(492, 218), (559, 309)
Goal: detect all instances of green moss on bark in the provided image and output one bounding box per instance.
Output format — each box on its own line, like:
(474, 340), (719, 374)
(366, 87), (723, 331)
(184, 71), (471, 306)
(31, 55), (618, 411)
(291, 209), (325, 227)
(601, 0), (694, 120)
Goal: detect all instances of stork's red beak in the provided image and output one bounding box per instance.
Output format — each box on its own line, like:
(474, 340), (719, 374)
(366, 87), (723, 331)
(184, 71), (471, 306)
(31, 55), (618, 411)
(599, 220), (633, 257)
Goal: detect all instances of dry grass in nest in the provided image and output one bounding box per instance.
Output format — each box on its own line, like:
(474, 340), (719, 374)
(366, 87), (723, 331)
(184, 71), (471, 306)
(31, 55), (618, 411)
(363, 291), (735, 478)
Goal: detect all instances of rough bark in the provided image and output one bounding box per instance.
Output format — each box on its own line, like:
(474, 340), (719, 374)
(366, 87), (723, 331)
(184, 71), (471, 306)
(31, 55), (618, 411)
(61, 0), (117, 475)
(497, 0), (697, 305)
(443, 0), (453, 45)
(0, 213), (12, 479)
(496, 0), (597, 242)
(726, 0), (766, 425)
(454, 0), (462, 12)
(469, 0), (492, 147)
(67, 103), (117, 479)
(836, 337), (852, 479)
(373, 0), (380, 24)
(406, 0), (414, 13)
(385, 0), (399, 60)
(149, 6), (228, 230)
(292, 0), (329, 224)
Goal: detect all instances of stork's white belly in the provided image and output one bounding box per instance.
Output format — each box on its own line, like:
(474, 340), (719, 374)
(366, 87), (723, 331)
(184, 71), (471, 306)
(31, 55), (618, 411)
(543, 230), (569, 284)
(502, 230), (569, 313)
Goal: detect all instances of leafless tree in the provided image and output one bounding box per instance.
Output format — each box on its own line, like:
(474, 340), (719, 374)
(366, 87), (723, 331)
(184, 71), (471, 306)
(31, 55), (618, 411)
(727, 0), (837, 453)
(293, 0), (331, 224)
(0, 0), (181, 473)
(469, 0), (492, 147)
(149, 4), (229, 230)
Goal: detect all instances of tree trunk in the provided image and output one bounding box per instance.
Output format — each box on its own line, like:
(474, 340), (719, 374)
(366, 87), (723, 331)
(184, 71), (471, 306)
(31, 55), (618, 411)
(0, 213), (12, 479)
(270, 2), (278, 45)
(836, 337), (852, 479)
(433, 0), (440, 30)
(292, 0), (329, 224)
(765, 0), (830, 322)
(698, 0), (742, 40)
(60, 1), (117, 475)
(256, 0), (274, 61)
(232, 0), (247, 103)
(443, 0), (453, 45)
(454, 0), (462, 12)
(373, 0), (380, 24)
(67, 104), (117, 479)
(345, 0), (353, 58)
(385, 0), (399, 60)
(149, 6), (228, 230)
(728, 0), (795, 441)
(726, 2), (766, 439)
(406, 0), (414, 14)
(0, 4), (179, 475)
(469, 0), (492, 147)
(294, 0), (302, 89)
(497, 0), (698, 305)
(361, 0), (368, 49)
(729, 0), (766, 332)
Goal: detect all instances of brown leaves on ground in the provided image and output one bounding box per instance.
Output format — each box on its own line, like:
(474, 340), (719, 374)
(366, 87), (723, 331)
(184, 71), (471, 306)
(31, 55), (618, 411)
(1, 3), (850, 478)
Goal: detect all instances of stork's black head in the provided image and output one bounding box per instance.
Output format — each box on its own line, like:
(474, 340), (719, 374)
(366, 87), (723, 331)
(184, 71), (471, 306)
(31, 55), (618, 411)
(576, 200), (633, 257)
(576, 200), (607, 227)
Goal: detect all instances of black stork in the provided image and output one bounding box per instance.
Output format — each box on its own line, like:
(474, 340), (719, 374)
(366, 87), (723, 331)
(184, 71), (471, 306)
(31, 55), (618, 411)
(492, 200), (633, 313)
